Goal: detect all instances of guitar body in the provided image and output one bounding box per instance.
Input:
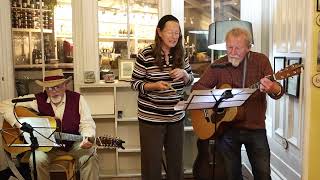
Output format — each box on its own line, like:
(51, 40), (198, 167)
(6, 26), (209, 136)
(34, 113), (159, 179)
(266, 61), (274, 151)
(2, 107), (125, 155)
(190, 84), (238, 140)
(2, 106), (56, 154)
(191, 107), (237, 140)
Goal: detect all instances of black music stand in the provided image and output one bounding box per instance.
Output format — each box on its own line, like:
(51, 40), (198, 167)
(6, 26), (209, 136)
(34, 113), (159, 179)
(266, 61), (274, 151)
(2, 117), (60, 180)
(175, 88), (255, 179)
(175, 88), (255, 111)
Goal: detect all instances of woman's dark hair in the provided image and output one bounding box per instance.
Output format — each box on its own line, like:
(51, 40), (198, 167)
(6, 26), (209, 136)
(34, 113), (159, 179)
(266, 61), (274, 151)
(153, 15), (184, 70)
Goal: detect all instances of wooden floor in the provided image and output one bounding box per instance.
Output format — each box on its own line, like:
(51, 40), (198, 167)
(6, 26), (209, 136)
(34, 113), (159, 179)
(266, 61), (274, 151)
(100, 166), (283, 180)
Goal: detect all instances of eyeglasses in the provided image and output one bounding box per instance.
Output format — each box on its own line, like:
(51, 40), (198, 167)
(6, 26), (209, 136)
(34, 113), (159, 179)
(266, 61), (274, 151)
(46, 84), (65, 92)
(164, 31), (180, 37)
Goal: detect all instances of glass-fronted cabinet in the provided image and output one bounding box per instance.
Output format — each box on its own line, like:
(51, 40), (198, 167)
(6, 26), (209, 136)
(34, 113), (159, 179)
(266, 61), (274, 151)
(12, 0), (73, 96)
(98, 0), (158, 80)
(183, 0), (240, 77)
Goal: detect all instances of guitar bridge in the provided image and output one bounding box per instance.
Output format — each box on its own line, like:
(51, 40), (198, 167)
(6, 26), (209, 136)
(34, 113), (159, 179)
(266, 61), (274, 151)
(204, 109), (210, 122)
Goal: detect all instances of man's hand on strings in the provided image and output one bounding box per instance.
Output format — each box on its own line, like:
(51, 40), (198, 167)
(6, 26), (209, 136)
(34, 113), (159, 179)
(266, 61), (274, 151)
(80, 137), (94, 149)
(260, 77), (281, 95)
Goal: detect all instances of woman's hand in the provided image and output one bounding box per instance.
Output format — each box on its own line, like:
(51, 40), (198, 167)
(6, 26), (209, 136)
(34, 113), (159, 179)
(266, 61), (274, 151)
(144, 81), (170, 91)
(170, 68), (189, 83)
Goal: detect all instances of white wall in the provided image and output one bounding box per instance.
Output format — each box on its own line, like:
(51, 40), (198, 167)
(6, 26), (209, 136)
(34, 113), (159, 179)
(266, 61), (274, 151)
(241, 0), (262, 52)
(72, 0), (99, 92)
(0, 0), (15, 100)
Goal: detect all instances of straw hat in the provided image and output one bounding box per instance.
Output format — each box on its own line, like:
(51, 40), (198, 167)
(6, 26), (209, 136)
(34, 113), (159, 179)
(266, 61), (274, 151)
(35, 69), (72, 88)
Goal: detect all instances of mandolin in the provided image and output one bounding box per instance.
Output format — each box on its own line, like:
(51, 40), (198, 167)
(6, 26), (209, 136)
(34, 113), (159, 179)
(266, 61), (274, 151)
(1, 106), (125, 154)
(190, 63), (303, 140)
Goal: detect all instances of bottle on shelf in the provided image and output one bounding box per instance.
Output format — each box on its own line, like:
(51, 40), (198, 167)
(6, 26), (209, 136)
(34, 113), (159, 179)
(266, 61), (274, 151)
(35, 0), (40, 9)
(32, 45), (42, 64)
(22, 0), (28, 8)
(12, 0), (17, 7)
(30, 0), (35, 9)
(16, 0), (21, 8)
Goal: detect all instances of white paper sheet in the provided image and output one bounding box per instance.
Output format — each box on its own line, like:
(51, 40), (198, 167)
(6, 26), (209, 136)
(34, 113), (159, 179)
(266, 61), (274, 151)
(17, 117), (58, 147)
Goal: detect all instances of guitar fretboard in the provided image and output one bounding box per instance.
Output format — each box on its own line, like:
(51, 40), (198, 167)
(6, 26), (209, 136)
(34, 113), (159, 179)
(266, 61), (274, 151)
(54, 132), (83, 142)
(248, 74), (276, 89)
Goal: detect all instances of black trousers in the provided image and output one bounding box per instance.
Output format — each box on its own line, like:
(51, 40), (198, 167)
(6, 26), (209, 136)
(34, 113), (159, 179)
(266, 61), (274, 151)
(139, 120), (184, 180)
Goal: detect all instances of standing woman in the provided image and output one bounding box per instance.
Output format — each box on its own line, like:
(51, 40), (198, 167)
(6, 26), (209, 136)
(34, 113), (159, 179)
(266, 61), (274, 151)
(131, 15), (194, 180)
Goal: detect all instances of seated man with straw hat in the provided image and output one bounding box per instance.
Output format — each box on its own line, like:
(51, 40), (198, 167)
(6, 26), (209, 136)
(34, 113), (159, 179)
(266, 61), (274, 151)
(0, 69), (99, 180)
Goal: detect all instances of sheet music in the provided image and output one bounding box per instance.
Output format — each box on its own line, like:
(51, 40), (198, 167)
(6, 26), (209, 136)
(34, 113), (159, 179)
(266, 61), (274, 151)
(17, 117), (58, 147)
(174, 88), (257, 110)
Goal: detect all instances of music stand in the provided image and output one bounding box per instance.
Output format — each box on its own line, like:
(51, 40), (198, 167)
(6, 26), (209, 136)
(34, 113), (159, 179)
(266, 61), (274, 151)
(1, 116), (60, 180)
(175, 88), (255, 111)
(175, 88), (255, 179)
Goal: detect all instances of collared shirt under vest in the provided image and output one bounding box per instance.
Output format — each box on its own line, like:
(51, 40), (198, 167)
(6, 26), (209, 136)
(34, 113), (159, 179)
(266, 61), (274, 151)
(35, 90), (80, 151)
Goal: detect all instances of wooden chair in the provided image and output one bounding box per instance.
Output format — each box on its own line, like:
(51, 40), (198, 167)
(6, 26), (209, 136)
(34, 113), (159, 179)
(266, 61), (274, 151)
(50, 155), (76, 180)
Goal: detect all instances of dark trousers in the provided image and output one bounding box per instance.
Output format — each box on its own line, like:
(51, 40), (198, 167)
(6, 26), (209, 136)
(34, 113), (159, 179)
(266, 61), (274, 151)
(216, 128), (271, 180)
(139, 120), (184, 180)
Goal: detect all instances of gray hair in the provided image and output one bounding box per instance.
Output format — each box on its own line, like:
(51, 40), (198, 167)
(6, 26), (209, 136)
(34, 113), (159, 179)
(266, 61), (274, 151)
(225, 28), (252, 48)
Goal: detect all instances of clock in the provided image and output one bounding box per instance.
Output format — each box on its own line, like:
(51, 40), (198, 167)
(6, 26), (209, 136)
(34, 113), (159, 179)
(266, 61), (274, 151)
(312, 73), (320, 88)
(316, 14), (320, 26)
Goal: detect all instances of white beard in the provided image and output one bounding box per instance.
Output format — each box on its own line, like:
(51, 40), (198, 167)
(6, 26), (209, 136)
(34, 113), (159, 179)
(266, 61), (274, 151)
(50, 96), (62, 104)
(228, 57), (242, 67)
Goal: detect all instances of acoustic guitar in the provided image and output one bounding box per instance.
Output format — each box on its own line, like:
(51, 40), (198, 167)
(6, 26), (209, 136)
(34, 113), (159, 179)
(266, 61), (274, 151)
(190, 63), (303, 140)
(2, 106), (125, 155)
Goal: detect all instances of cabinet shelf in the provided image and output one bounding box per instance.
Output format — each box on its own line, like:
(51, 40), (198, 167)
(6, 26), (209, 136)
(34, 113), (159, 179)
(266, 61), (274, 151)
(99, 36), (134, 41)
(98, 21), (127, 25)
(92, 114), (115, 119)
(12, 28), (53, 33)
(14, 63), (73, 69)
(117, 117), (138, 122)
(118, 147), (140, 153)
(79, 80), (131, 88)
(55, 34), (72, 38)
(11, 7), (51, 12)
(117, 171), (141, 177)
(99, 36), (153, 41)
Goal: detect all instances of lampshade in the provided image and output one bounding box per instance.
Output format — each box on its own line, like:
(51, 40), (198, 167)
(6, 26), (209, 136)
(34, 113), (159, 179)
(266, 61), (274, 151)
(208, 20), (254, 50)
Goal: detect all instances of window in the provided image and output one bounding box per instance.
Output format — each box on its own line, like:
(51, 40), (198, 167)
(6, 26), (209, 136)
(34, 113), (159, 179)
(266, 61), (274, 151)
(12, 0), (74, 95)
(184, 0), (240, 77)
(98, 0), (159, 80)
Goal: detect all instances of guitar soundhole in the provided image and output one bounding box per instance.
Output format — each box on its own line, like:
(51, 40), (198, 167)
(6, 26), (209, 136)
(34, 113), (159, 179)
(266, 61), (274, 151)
(217, 108), (225, 114)
(211, 108), (226, 123)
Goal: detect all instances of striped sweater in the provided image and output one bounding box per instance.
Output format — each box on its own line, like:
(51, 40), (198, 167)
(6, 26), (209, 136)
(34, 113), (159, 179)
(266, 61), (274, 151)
(131, 45), (194, 123)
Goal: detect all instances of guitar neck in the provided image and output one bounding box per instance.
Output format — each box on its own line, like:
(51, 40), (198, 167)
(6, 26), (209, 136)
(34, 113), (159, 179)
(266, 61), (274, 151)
(54, 132), (84, 142)
(248, 63), (303, 89)
(248, 75), (275, 89)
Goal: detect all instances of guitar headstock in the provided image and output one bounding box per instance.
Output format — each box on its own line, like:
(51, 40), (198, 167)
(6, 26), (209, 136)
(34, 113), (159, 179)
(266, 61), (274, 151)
(96, 136), (125, 149)
(274, 63), (303, 80)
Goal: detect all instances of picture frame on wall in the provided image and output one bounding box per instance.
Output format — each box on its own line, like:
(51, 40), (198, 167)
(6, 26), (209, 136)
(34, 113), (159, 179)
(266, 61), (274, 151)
(285, 57), (302, 97)
(318, 0), (320, 11)
(118, 59), (135, 81)
(273, 56), (286, 87)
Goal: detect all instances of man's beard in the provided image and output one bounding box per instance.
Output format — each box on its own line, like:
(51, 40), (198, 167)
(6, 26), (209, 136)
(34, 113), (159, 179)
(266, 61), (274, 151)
(228, 57), (242, 67)
(50, 95), (62, 104)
